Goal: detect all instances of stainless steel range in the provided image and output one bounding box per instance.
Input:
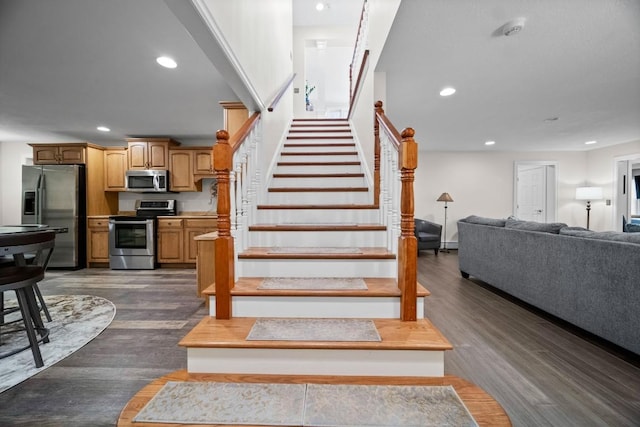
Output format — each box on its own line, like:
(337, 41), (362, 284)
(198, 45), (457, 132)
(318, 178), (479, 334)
(108, 200), (176, 270)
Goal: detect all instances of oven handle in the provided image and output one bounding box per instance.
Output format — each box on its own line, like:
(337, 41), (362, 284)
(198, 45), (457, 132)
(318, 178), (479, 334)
(109, 220), (154, 225)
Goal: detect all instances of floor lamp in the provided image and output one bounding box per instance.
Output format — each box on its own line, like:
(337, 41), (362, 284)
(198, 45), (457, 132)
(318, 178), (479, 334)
(437, 192), (454, 252)
(575, 186), (603, 229)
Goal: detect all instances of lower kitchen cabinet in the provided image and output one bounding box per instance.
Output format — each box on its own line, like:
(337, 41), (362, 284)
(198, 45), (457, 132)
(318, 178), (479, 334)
(157, 218), (184, 263)
(184, 218), (218, 263)
(87, 217), (110, 264)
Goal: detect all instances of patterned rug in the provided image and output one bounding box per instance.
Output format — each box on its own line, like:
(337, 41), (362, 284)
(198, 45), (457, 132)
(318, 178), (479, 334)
(258, 277), (367, 290)
(245, 318), (381, 342)
(0, 294), (115, 393)
(133, 382), (479, 426)
(267, 247), (362, 254)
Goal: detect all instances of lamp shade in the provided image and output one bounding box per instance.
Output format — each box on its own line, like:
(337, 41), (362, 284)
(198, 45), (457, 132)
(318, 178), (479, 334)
(437, 192), (454, 202)
(575, 186), (603, 201)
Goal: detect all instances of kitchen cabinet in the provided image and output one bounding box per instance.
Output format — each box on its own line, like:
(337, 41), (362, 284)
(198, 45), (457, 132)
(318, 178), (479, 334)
(157, 218), (184, 263)
(126, 138), (179, 170)
(220, 101), (248, 137)
(184, 218), (218, 263)
(31, 143), (86, 164)
(104, 148), (127, 191)
(193, 149), (214, 175)
(87, 217), (110, 264)
(194, 231), (217, 298)
(169, 149), (199, 192)
(156, 216), (217, 264)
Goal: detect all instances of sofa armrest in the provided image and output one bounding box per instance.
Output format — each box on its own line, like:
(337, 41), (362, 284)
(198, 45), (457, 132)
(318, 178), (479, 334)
(415, 219), (442, 235)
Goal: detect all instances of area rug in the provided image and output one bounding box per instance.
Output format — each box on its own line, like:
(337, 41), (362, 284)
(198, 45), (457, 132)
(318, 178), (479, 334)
(258, 277), (367, 290)
(267, 247), (362, 254)
(245, 318), (381, 342)
(133, 382), (306, 425)
(0, 294), (116, 393)
(132, 382), (479, 426)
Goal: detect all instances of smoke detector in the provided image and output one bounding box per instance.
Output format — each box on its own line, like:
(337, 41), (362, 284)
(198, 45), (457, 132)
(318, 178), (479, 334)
(503, 18), (526, 36)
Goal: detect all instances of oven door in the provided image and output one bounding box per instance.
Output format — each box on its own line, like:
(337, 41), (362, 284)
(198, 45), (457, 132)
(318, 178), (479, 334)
(108, 218), (155, 257)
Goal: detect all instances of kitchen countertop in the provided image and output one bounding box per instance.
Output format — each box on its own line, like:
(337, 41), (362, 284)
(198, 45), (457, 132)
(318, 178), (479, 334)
(0, 225), (66, 235)
(194, 231), (218, 241)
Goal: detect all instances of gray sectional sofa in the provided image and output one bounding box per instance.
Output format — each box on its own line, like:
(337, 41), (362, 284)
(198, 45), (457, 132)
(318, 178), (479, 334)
(457, 215), (640, 355)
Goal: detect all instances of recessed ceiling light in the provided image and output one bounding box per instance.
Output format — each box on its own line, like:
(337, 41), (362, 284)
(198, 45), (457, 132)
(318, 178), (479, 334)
(316, 2), (325, 11)
(439, 87), (456, 97)
(585, 140), (597, 145)
(485, 140), (496, 146)
(156, 56), (177, 69)
(97, 126), (110, 132)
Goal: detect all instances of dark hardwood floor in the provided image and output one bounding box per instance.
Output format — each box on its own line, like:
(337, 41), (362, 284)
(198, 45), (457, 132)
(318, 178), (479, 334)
(0, 255), (638, 426)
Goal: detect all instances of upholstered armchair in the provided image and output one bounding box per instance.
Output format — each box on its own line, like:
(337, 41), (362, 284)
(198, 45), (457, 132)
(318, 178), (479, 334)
(414, 218), (442, 256)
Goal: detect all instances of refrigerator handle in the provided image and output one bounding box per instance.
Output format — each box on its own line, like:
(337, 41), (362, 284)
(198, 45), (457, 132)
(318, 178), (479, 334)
(36, 173), (43, 224)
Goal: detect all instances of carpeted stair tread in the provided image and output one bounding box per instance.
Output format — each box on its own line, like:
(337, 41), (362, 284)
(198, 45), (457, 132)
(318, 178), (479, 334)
(179, 317), (452, 351)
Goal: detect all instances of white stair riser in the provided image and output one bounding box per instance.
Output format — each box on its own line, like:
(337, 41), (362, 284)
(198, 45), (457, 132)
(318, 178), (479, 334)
(274, 164), (363, 174)
(256, 209), (380, 223)
(248, 230), (386, 247)
(271, 177), (366, 188)
(266, 191), (370, 204)
(285, 138), (354, 144)
(208, 295), (424, 319)
(282, 145), (356, 153)
(279, 154), (358, 163)
(238, 258), (396, 278)
(292, 121), (348, 126)
(187, 348), (445, 377)
(287, 133), (352, 138)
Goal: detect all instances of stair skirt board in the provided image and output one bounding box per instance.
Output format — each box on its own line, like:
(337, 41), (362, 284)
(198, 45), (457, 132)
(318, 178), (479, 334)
(248, 230), (386, 247)
(256, 208), (380, 224)
(208, 296), (425, 319)
(266, 191), (371, 204)
(237, 259), (396, 278)
(187, 348), (444, 377)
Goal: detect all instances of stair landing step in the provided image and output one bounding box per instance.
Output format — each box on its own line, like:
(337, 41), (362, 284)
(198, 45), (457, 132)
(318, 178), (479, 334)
(249, 224), (385, 231)
(117, 370), (511, 427)
(204, 277), (429, 297)
(179, 317), (451, 351)
(239, 247), (395, 259)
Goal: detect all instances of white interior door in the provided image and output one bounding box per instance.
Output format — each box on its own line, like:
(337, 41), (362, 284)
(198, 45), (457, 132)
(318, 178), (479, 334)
(517, 166), (546, 221)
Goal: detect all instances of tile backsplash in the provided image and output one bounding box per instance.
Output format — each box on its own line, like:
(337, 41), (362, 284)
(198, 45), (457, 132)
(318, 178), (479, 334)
(118, 178), (217, 214)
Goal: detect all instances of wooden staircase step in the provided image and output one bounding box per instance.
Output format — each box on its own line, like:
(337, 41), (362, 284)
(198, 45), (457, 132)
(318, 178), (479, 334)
(180, 317), (451, 351)
(292, 118), (348, 122)
(249, 224), (385, 232)
(118, 370), (511, 427)
(239, 247), (395, 259)
(277, 161), (361, 166)
(281, 151), (358, 156)
(289, 129), (352, 133)
(257, 204), (377, 209)
(272, 173), (365, 178)
(204, 277), (429, 297)
(287, 135), (354, 140)
(284, 142), (356, 148)
(268, 187), (368, 193)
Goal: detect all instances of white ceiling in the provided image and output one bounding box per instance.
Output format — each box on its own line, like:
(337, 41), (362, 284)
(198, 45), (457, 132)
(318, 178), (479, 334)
(1, 0), (638, 152)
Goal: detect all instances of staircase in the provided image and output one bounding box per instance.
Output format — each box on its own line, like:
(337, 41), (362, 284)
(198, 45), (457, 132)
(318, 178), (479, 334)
(179, 118), (452, 378)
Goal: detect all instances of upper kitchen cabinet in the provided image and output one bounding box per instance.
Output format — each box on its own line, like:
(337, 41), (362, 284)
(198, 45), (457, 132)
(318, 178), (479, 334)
(220, 101), (248, 137)
(169, 147), (214, 192)
(104, 147), (127, 191)
(126, 138), (179, 170)
(31, 143), (87, 164)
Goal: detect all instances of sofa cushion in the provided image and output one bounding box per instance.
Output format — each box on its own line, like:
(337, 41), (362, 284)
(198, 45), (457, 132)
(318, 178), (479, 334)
(416, 232), (439, 241)
(505, 219), (567, 234)
(460, 215), (506, 227)
(625, 223), (640, 233)
(559, 228), (640, 244)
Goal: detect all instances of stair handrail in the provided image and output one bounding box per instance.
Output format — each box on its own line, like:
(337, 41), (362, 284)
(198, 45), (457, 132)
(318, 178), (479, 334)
(214, 111), (262, 319)
(374, 100), (418, 321)
(350, 0), (369, 100)
(347, 49), (369, 119)
(267, 73), (296, 112)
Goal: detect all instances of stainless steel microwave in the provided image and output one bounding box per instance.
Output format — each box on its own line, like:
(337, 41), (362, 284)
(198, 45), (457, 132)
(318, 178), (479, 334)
(125, 170), (169, 192)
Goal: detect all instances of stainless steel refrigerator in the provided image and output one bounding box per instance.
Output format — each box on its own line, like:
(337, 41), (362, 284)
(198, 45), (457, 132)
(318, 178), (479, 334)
(21, 164), (87, 269)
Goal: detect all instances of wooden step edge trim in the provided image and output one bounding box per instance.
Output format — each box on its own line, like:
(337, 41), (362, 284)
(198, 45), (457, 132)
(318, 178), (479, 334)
(289, 129), (352, 133)
(281, 151), (358, 156)
(283, 143), (356, 147)
(203, 281), (429, 297)
(272, 173), (365, 178)
(257, 204), (378, 209)
(291, 123), (351, 127)
(268, 187), (369, 192)
(248, 225), (386, 231)
(287, 136), (354, 140)
(293, 118), (349, 122)
(277, 161), (361, 166)
(238, 253), (396, 260)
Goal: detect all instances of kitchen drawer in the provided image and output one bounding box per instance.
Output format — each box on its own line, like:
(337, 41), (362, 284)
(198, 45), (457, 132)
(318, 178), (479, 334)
(184, 218), (217, 228)
(88, 218), (109, 228)
(158, 218), (183, 228)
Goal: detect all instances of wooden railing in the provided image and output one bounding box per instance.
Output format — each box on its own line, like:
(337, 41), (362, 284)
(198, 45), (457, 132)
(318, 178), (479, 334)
(213, 112), (261, 319)
(374, 101), (418, 321)
(349, 0), (369, 100)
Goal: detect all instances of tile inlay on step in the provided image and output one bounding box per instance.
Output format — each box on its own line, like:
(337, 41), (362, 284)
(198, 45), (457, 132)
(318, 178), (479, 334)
(246, 318), (381, 342)
(258, 277), (368, 290)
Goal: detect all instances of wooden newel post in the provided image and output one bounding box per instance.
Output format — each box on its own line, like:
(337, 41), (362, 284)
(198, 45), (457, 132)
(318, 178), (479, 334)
(373, 101), (383, 208)
(213, 129), (235, 319)
(398, 127), (418, 321)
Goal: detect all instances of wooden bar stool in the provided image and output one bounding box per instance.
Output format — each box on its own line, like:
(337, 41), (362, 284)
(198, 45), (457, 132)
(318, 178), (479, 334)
(0, 231), (55, 367)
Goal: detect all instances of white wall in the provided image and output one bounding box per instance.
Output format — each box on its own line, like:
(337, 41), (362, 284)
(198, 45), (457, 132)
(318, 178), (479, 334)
(0, 141), (34, 224)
